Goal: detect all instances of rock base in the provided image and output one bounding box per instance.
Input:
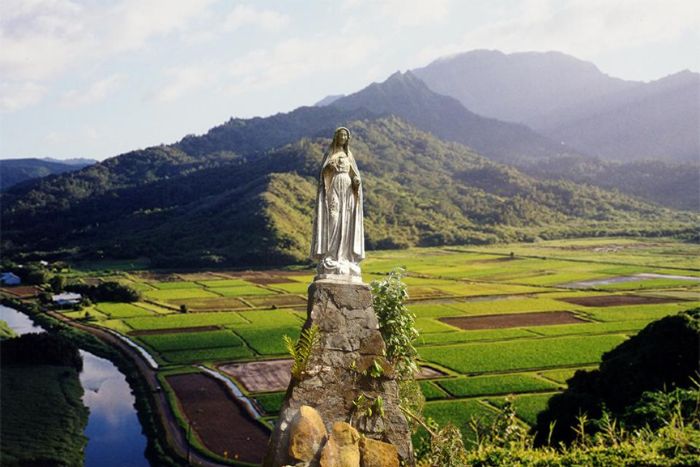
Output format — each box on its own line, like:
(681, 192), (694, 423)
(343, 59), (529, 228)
(264, 281), (413, 466)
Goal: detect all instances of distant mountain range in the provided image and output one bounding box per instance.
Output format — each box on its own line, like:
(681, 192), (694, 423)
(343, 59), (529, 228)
(3, 118), (692, 266)
(2, 50), (697, 265)
(0, 158), (96, 191)
(413, 50), (699, 162)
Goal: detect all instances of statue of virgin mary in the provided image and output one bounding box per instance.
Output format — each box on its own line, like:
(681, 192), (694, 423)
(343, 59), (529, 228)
(310, 127), (365, 280)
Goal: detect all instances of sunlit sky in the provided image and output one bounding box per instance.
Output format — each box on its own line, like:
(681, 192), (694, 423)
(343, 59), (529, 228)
(1, 0), (698, 161)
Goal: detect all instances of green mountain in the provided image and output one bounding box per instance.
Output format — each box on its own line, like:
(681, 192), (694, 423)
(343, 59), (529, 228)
(520, 156), (700, 212)
(3, 118), (694, 267)
(0, 158), (95, 191)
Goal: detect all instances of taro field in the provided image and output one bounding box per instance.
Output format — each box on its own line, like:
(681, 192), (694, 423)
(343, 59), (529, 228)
(62, 237), (700, 461)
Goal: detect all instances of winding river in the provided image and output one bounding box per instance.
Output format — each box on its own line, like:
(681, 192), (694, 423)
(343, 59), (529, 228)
(0, 304), (149, 467)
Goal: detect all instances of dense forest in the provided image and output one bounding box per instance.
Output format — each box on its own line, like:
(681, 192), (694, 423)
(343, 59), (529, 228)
(2, 117), (695, 267)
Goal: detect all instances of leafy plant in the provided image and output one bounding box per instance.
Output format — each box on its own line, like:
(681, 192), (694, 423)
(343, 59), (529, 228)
(371, 268), (419, 378)
(283, 325), (320, 380)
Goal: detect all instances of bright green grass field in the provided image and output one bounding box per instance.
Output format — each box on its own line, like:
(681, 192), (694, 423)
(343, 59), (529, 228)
(254, 392), (286, 415)
(415, 318), (460, 333)
(138, 330), (246, 352)
(268, 282), (310, 294)
(95, 302), (153, 318)
(210, 286), (277, 297)
(539, 368), (589, 384)
(419, 334), (627, 374)
(144, 288), (220, 301)
(489, 393), (557, 426)
(233, 325), (301, 356)
(197, 279), (254, 288)
(236, 310), (303, 327)
(527, 320), (650, 337)
(422, 399), (499, 444)
(123, 311), (249, 331)
(438, 374), (560, 398)
(160, 346), (254, 364)
(150, 281), (201, 289)
(416, 328), (538, 346)
(419, 381), (449, 400)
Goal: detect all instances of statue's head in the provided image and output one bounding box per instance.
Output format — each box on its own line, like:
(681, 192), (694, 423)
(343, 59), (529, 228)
(331, 127), (350, 153)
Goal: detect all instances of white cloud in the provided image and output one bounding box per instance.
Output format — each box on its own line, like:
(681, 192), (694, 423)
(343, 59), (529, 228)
(0, 0), (215, 81)
(223, 4), (289, 32)
(0, 81), (46, 111)
(342, 0), (452, 26)
(61, 74), (126, 107)
(224, 35), (378, 93)
(418, 0), (700, 65)
(151, 66), (213, 102)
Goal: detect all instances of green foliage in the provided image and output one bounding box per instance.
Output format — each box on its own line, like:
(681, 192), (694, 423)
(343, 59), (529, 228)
(284, 325), (320, 379)
(1, 365), (88, 466)
(254, 392), (286, 415)
(535, 308), (700, 445)
(1, 333), (83, 371)
(138, 330), (245, 353)
(49, 274), (66, 292)
(371, 268), (419, 378)
(0, 320), (17, 340)
(3, 116), (696, 266)
(67, 281), (140, 302)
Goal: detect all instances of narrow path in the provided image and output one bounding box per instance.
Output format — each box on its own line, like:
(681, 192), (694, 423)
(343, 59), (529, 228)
(49, 312), (230, 467)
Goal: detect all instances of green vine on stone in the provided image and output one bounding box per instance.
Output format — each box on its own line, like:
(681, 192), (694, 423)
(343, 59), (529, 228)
(283, 325), (320, 380)
(371, 268), (419, 378)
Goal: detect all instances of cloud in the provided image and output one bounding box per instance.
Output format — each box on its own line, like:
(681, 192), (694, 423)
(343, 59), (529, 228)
(0, 0), (215, 81)
(223, 4), (289, 32)
(342, 0), (452, 26)
(224, 35), (378, 93)
(151, 66), (213, 102)
(0, 81), (46, 111)
(418, 0), (700, 64)
(61, 74), (126, 107)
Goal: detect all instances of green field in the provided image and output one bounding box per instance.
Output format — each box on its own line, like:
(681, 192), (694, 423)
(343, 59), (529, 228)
(61, 237), (700, 449)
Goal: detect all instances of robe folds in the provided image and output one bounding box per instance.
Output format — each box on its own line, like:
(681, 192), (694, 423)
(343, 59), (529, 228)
(310, 149), (365, 263)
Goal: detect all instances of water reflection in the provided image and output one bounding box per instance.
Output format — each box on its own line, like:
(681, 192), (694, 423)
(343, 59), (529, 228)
(1, 304), (150, 467)
(80, 352), (149, 467)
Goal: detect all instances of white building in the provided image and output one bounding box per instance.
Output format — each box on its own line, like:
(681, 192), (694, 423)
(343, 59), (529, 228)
(52, 292), (82, 306)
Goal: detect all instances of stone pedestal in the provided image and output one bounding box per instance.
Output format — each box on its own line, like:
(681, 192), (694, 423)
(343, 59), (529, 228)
(264, 281), (413, 466)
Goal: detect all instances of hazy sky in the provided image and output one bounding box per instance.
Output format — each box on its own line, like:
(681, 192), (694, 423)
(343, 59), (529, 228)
(1, 0), (698, 161)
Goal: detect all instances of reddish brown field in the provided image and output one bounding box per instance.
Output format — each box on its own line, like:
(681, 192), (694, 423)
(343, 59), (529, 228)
(560, 295), (682, 307)
(441, 311), (585, 330)
(166, 373), (269, 463)
(220, 359), (447, 394)
(219, 359), (293, 392)
(0, 286), (38, 298)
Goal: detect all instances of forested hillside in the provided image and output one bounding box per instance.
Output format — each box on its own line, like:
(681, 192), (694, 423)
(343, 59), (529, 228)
(2, 118), (694, 267)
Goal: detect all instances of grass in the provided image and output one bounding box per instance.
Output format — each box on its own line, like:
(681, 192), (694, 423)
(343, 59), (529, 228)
(210, 286), (277, 297)
(437, 374), (560, 398)
(197, 279), (254, 288)
(538, 368), (590, 384)
(138, 330), (246, 353)
(420, 381), (449, 401)
(123, 311), (249, 331)
(150, 281), (201, 289)
(144, 288), (220, 301)
(422, 399), (499, 444)
(234, 325), (301, 355)
(419, 334), (627, 374)
(160, 346), (254, 364)
(254, 392), (286, 415)
(415, 318), (460, 333)
(95, 302), (153, 318)
(1, 365), (88, 465)
(416, 328), (538, 346)
(488, 393), (557, 426)
(527, 320), (650, 337)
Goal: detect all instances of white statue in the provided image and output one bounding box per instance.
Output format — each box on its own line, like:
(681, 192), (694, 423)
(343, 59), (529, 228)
(311, 127), (365, 281)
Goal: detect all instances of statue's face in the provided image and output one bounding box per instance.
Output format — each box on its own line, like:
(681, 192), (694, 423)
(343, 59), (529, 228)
(337, 130), (349, 145)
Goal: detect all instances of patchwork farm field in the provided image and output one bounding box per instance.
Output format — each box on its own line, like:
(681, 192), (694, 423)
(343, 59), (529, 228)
(62, 237), (700, 459)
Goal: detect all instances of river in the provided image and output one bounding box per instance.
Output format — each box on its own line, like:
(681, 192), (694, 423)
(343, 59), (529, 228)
(0, 304), (149, 467)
